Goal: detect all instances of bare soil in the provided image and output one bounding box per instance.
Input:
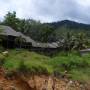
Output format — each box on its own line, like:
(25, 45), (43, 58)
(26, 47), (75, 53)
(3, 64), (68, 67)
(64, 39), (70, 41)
(0, 67), (89, 90)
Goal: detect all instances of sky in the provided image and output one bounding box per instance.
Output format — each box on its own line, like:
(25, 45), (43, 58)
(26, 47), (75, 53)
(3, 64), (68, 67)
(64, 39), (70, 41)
(0, 0), (90, 23)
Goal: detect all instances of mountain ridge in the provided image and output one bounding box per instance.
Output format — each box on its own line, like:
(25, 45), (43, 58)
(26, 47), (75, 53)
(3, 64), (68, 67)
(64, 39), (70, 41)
(45, 20), (90, 30)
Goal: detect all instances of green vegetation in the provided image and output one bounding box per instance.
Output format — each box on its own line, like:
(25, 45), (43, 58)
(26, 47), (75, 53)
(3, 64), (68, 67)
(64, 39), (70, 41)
(1, 11), (90, 43)
(0, 11), (90, 83)
(0, 13), (90, 50)
(0, 12), (90, 51)
(0, 53), (5, 65)
(1, 49), (90, 82)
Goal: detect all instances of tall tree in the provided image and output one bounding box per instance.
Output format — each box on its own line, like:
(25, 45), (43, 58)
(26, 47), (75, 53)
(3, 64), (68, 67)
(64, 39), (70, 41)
(3, 11), (19, 30)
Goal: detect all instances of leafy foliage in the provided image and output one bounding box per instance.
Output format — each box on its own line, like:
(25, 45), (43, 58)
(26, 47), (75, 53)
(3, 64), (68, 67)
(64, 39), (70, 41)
(0, 11), (90, 50)
(2, 50), (90, 82)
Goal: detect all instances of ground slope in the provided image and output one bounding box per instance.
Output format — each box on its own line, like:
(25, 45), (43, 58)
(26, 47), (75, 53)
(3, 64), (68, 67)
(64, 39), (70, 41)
(0, 49), (90, 90)
(0, 67), (89, 90)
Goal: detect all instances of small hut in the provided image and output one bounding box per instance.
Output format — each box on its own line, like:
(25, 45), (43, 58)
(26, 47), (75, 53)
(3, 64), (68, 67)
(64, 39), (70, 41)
(0, 25), (20, 48)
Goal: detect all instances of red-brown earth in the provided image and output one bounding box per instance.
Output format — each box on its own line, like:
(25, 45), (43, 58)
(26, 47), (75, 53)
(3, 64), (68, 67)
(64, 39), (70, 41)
(0, 67), (89, 90)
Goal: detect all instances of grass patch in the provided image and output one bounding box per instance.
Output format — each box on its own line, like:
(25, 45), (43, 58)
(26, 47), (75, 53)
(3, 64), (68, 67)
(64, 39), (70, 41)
(2, 49), (90, 82)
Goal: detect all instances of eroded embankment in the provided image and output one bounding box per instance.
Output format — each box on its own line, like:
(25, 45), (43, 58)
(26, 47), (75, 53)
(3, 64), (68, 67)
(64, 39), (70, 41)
(0, 67), (89, 90)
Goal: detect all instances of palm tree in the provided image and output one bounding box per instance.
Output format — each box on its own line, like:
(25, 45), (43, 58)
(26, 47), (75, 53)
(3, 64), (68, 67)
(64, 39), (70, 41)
(72, 33), (89, 50)
(59, 32), (89, 51)
(61, 32), (73, 51)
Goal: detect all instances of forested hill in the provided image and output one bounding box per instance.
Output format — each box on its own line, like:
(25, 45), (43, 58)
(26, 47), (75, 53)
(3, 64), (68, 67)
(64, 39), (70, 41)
(1, 11), (90, 43)
(46, 20), (90, 30)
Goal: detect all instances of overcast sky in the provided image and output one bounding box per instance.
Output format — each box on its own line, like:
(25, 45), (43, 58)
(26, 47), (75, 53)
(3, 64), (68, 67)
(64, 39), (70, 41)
(0, 0), (90, 23)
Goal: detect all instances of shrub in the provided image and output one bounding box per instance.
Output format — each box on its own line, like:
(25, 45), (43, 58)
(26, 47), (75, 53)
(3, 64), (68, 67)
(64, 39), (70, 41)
(27, 65), (48, 75)
(0, 54), (5, 65)
(18, 61), (28, 73)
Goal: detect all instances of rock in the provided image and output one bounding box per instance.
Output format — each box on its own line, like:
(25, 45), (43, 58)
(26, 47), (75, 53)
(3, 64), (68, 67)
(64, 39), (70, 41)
(2, 51), (8, 56)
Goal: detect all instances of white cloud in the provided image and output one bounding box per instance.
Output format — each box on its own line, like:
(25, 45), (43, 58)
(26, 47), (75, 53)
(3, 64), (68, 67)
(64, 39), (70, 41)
(0, 0), (90, 23)
(76, 0), (90, 7)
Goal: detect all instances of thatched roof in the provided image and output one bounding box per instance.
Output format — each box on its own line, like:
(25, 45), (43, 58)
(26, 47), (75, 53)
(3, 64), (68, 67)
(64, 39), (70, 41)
(0, 25), (20, 37)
